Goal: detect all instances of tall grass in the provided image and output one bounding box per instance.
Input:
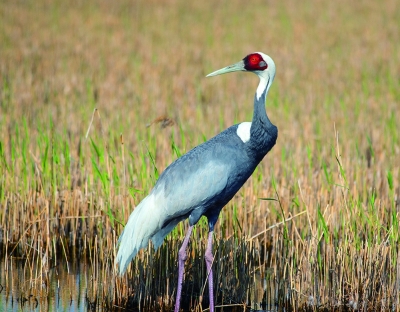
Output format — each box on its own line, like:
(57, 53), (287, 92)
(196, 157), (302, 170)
(0, 0), (399, 310)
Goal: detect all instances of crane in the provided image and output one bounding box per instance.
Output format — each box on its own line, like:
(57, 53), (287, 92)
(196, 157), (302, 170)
(116, 52), (277, 312)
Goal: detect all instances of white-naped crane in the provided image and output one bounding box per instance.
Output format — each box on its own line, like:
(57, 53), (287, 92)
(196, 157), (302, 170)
(116, 52), (278, 312)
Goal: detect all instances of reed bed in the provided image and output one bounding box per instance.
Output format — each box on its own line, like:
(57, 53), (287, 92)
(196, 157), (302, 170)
(0, 0), (399, 310)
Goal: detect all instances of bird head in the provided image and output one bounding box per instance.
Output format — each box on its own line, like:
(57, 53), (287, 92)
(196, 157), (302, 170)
(206, 52), (276, 99)
(206, 52), (275, 80)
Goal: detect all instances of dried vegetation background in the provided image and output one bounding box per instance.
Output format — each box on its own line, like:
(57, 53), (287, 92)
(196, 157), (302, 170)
(0, 0), (399, 311)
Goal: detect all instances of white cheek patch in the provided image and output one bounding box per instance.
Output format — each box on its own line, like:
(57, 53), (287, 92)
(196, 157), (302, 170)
(236, 122), (252, 143)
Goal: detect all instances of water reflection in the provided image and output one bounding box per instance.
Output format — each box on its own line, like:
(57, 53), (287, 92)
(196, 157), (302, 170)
(0, 237), (282, 312)
(0, 257), (98, 312)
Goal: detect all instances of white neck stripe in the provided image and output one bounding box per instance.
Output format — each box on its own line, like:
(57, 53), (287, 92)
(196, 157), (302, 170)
(256, 75), (270, 100)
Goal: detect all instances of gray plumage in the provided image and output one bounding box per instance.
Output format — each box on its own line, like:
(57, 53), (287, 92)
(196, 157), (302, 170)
(116, 52), (278, 280)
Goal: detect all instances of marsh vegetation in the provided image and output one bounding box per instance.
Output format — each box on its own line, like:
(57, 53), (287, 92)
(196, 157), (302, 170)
(0, 0), (399, 310)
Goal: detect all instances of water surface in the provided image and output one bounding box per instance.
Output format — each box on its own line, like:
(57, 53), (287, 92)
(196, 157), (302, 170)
(0, 257), (100, 312)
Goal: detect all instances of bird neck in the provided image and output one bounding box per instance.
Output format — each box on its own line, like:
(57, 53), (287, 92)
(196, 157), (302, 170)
(252, 75), (274, 130)
(248, 75), (277, 155)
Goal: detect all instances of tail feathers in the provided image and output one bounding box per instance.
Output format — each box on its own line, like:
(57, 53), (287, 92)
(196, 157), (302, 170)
(115, 194), (161, 275)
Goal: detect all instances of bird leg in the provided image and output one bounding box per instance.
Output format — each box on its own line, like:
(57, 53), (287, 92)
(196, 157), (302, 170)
(204, 231), (215, 312)
(174, 225), (193, 312)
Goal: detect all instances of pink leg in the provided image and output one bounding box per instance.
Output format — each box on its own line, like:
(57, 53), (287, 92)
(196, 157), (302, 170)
(204, 231), (215, 312)
(174, 225), (193, 312)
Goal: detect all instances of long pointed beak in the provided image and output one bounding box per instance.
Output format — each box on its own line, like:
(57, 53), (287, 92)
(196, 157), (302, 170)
(206, 60), (245, 77)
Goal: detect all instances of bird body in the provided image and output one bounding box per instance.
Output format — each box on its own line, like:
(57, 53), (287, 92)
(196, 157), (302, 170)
(116, 52), (278, 312)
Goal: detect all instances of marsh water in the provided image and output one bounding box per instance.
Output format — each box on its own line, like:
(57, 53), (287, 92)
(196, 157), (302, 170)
(0, 256), (273, 312)
(0, 258), (103, 312)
